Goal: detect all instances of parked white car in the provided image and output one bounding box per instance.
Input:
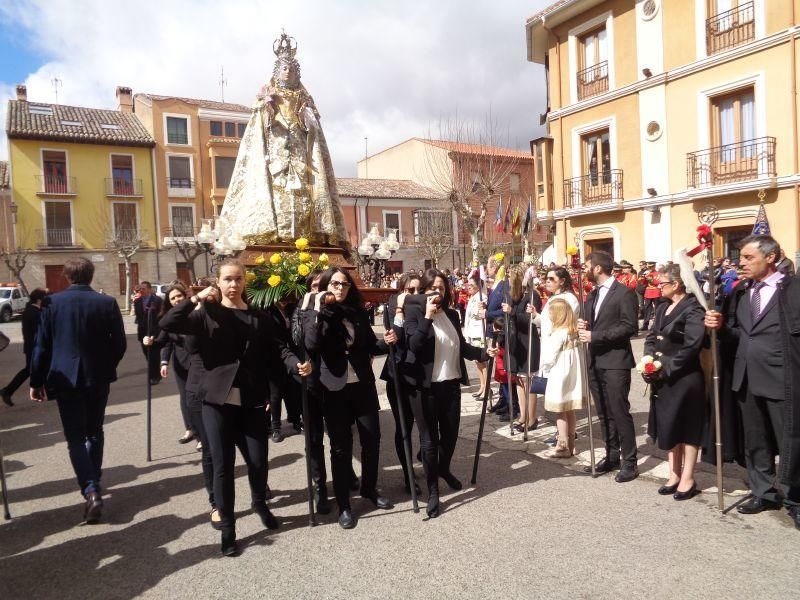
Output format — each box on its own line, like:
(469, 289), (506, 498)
(0, 285), (29, 322)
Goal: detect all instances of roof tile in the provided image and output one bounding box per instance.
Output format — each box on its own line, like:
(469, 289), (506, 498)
(418, 138), (533, 160)
(136, 93), (250, 113)
(0, 161), (8, 189)
(336, 178), (442, 200)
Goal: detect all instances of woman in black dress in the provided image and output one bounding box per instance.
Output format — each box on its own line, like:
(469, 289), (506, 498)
(643, 264), (707, 500)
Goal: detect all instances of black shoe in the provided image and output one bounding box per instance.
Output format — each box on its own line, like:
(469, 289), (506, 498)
(252, 502), (279, 530)
(426, 494), (440, 518)
(178, 431), (194, 444)
(210, 508), (222, 530)
(737, 496), (780, 514)
(271, 430), (284, 443)
(362, 491), (393, 510)
(1, 389), (13, 407)
(789, 507), (800, 531)
(314, 484), (331, 515)
(338, 509), (355, 529)
(615, 464), (639, 483)
(292, 421), (304, 433)
(673, 483), (699, 501)
(658, 483), (679, 495)
(441, 472), (463, 491)
(221, 528), (238, 557)
(584, 457), (620, 475)
(83, 490), (103, 524)
(544, 434), (557, 446)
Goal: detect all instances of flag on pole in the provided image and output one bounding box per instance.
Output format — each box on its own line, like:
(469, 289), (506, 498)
(502, 196), (512, 233)
(511, 203), (521, 236)
(752, 203), (771, 235)
(523, 196), (532, 235)
(494, 197), (503, 233)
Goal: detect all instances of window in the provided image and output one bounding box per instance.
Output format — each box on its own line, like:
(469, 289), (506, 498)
(534, 143), (545, 196)
(171, 205), (194, 237)
(42, 150), (68, 193)
(471, 171), (481, 192)
(175, 262), (191, 287)
(12, 289), (20, 300)
(710, 87), (758, 182)
(60, 120), (82, 127)
(166, 116), (189, 145)
(225, 122), (236, 137)
(167, 156), (192, 188)
(707, 0), (755, 55)
(44, 201), (72, 246)
(214, 157), (236, 189)
(582, 129), (611, 186)
(237, 123), (247, 137)
(29, 104), (53, 116)
(383, 211), (401, 241)
(111, 154), (134, 194)
(716, 225), (751, 261)
(210, 121), (222, 136)
(509, 173), (520, 193)
(112, 203), (138, 240)
(577, 27), (609, 100)
(100, 123), (121, 130)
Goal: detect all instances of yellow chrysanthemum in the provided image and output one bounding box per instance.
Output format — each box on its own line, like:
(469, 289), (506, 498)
(298, 264), (311, 277)
(254, 254), (266, 265)
(496, 265), (506, 281)
(494, 252), (505, 262)
(246, 271), (257, 283)
(566, 245), (579, 256)
(267, 274), (281, 287)
(298, 251), (312, 263)
(295, 237), (309, 251)
(269, 253), (282, 265)
(318, 252), (329, 264)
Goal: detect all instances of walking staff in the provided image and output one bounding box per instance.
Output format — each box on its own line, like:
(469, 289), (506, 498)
(0, 330), (10, 518)
(503, 267), (515, 437)
(570, 241), (597, 476)
(523, 267), (537, 442)
(297, 313), (317, 526)
(383, 304), (419, 513)
(146, 307), (154, 462)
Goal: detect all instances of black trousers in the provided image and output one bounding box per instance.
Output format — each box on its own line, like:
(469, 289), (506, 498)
(174, 365), (191, 431)
(140, 342), (162, 381)
(268, 375), (301, 430)
(306, 388), (327, 489)
(187, 400), (214, 509)
(740, 389), (799, 507)
(202, 401), (269, 530)
(3, 354), (31, 396)
(588, 367), (637, 466)
(642, 298), (657, 329)
(385, 375), (415, 486)
(409, 379), (461, 496)
(322, 381), (381, 512)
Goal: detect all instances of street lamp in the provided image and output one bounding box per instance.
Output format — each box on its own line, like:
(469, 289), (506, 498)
(358, 224), (400, 286)
(196, 217), (246, 263)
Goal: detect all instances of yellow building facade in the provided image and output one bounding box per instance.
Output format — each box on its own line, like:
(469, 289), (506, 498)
(527, 0), (800, 265)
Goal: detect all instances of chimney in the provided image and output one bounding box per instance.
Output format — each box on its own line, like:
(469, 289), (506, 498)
(15, 84), (27, 102)
(116, 86), (133, 113)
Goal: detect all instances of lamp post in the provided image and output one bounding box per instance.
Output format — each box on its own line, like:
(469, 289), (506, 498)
(357, 223), (400, 287)
(196, 216), (247, 270)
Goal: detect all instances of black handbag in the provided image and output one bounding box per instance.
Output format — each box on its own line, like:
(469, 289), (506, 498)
(529, 376), (548, 395)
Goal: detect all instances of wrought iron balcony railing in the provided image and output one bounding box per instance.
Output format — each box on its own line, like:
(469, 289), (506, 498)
(167, 177), (194, 189)
(577, 60), (609, 101)
(686, 136), (775, 188)
(167, 132), (189, 145)
(563, 169), (623, 209)
(37, 228), (80, 248)
(105, 178), (143, 196)
(706, 1), (755, 55)
(35, 175), (77, 195)
(162, 226), (200, 242)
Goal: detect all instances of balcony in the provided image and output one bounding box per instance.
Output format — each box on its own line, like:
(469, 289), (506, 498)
(167, 133), (189, 145)
(111, 229), (144, 245)
(706, 1), (755, 55)
(577, 61), (608, 101)
(162, 226), (200, 246)
(687, 137), (775, 188)
(105, 178), (143, 197)
(563, 169), (623, 209)
(35, 175), (77, 196)
(166, 177), (195, 198)
(36, 228), (81, 248)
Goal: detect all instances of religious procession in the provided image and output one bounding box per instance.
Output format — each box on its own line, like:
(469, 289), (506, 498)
(1, 2), (799, 596)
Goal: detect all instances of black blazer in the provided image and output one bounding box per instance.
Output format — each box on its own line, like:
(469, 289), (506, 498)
(303, 302), (388, 392)
(379, 294), (410, 382)
(21, 303), (42, 358)
(643, 295), (706, 380)
(134, 294), (163, 341)
(157, 330), (194, 376)
(583, 279), (637, 370)
(507, 291), (542, 374)
(159, 298), (300, 408)
(404, 303), (486, 389)
(30, 284), (127, 390)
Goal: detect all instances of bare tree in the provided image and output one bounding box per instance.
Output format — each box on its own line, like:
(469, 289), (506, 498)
(413, 208), (453, 268)
(0, 245), (31, 295)
(104, 211), (147, 313)
(417, 112), (521, 263)
(164, 231), (206, 285)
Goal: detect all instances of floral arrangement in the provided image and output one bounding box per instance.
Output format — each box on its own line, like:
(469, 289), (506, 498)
(566, 244), (579, 256)
(494, 252), (505, 262)
(246, 237), (329, 308)
(636, 354), (663, 379)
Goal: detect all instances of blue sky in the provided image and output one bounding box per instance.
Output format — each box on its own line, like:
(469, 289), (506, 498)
(0, 23), (44, 87)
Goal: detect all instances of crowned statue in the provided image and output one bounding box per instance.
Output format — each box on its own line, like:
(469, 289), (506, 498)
(220, 32), (349, 248)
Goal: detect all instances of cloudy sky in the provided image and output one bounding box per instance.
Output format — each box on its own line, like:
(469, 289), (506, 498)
(0, 0), (549, 176)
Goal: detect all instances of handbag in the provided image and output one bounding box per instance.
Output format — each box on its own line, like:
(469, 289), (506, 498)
(529, 375), (548, 395)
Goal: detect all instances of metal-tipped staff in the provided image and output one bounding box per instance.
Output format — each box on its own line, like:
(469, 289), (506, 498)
(145, 305), (154, 462)
(573, 238), (597, 476)
(523, 267), (537, 442)
(503, 269), (515, 437)
(382, 303), (419, 513)
(297, 313), (317, 526)
(0, 438), (11, 519)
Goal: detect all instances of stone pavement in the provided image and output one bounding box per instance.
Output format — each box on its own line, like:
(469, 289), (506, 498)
(0, 316), (796, 599)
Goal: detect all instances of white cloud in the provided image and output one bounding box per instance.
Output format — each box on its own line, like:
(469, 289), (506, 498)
(0, 0), (549, 175)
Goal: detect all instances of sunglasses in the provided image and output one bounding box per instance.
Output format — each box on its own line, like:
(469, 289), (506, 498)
(405, 286), (421, 293)
(329, 280), (352, 289)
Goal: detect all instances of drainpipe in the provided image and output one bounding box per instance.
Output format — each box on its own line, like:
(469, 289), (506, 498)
(150, 146), (161, 280)
(791, 10), (800, 261)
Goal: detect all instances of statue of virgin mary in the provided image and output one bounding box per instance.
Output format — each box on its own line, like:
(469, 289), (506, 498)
(220, 32), (349, 248)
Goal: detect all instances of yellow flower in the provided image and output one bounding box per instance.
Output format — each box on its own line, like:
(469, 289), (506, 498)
(269, 253), (282, 265)
(295, 237), (309, 251)
(298, 264), (310, 277)
(566, 244), (579, 256)
(494, 252), (505, 262)
(254, 254), (266, 265)
(298, 251), (312, 263)
(267, 274), (281, 287)
(318, 252), (329, 264)
(246, 271), (257, 283)
(496, 265), (506, 281)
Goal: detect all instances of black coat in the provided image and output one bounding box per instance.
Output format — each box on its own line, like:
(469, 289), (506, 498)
(159, 298), (300, 408)
(506, 290), (542, 375)
(157, 330), (194, 376)
(644, 296), (707, 450)
(583, 279), (638, 370)
(21, 303), (42, 358)
(379, 294), (409, 382)
(134, 294), (163, 341)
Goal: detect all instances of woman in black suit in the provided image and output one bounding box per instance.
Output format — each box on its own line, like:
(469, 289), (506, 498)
(643, 264), (707, 501)
(404, 268), (494, 518)
(160, 259), (312, 556)
(303, 267), (397, 529)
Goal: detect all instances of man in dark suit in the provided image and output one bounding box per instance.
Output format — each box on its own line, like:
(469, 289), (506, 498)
(578, 251), (639, 482)
(1, 288), (47, 406)
(706, 235), (800, 530)
(30, 258), (127, 523)
(134, 281), (163, 385)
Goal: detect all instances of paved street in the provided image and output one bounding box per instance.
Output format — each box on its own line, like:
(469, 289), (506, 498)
(0, 316), (796, 599)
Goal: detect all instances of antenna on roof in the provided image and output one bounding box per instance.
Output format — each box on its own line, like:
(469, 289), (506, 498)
(51, 76), (62, 104)
(219, 66), (227, 102)
(364, 136), (368, 179)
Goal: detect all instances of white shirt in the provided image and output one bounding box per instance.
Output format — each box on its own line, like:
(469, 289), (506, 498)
(593, 277), (615, 318)
(431, 311), (461, 382)
(463, 292), (485, 339)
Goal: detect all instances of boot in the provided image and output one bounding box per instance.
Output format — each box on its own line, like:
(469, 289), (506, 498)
(314, 483), (331, 515)
(221, 527), (238, 557)
(547, 437), (572, 458)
